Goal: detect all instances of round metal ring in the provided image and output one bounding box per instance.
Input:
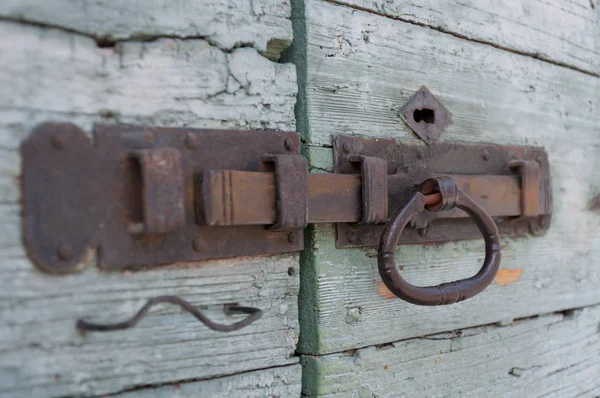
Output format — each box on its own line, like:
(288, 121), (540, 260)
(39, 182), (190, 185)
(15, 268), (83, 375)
(378, 176), (501, 306)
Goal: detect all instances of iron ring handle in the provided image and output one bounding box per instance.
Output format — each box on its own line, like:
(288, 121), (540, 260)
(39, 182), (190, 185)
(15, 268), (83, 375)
(378, 176), (501, 306)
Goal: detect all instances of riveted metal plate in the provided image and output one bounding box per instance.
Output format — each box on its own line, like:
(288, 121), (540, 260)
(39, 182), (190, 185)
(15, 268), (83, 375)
(22, 123), (303, 273)
(335, 135), (552, 248)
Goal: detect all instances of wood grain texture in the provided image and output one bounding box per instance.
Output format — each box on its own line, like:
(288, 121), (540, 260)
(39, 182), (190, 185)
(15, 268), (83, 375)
(115, 364), (301, 398)
(304, 0), (599, 148)
(1, 22), (297, 132)
(0, 0), (293, 59)
(327, 0), (600, 76)
(298, 0), (600, 355)
(0, 17), (299, 398)
(301, 306), (600, 397)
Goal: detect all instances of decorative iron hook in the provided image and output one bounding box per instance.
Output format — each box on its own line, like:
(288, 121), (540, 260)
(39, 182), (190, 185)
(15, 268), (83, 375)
(76, 296), (262, 332)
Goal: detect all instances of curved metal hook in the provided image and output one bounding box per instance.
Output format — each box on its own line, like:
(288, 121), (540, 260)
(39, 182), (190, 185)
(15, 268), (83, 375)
(76, 296), (262, 332)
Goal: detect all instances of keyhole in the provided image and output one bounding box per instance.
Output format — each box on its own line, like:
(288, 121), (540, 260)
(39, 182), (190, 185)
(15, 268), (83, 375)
(413, 108), (435, 124)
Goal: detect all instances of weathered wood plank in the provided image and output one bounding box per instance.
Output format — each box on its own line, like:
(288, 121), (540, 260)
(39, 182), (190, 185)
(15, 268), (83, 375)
(115, 364), (301, 397)
(301, 306), (600, 397)
(304, 0), (599, 148)
(326, 0), (600, 76)
(0, 19), (299, 398)
(0, 22), (297, 132)
(298, 0), (600, 354)
(0, 0), (293, 59)
(0, 249), (299, 398)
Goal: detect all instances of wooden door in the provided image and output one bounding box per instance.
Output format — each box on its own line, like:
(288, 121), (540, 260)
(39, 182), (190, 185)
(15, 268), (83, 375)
(294, 0), (600, 396)
(2, 0), (600, 397)
(0, 1), (301, 397)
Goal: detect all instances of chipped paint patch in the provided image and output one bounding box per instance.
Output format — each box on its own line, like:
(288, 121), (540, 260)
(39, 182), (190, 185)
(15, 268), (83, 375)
(377, 281), (397, 299)
(495, 268), (524, 286)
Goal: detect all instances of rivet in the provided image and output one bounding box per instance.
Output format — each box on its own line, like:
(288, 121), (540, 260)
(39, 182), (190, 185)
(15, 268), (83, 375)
(416, 148), (424, 159)
(185, 132), (198, 149)
(192, 236), (205, 252)
(482, 149), (490, 161)
(57, 242), (72, 261)
(51, 133), (67, 149)
(343, 143), (351, 154)
(288, 232), (297, 244)
(284, 137), (294, 151)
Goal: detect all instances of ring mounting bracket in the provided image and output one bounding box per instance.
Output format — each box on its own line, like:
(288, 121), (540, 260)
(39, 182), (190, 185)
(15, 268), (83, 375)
(335, 135), (552, 248)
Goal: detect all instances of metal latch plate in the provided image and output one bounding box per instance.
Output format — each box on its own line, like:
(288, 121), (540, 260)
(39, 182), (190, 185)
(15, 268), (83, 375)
(335, 136), (552, 248)
(22, 123), (303, 273)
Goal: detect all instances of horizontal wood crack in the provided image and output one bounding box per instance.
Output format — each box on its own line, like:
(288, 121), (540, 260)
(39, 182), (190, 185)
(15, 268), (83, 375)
(321, 0), (600, 78)
(80, 363), (300, 398)
(300, 303), (600, 358)
(0, 16), (289, 62)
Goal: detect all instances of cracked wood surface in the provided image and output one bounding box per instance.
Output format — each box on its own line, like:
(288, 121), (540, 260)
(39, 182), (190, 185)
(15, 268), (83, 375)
(328, 0), (600, 76)
(301, 306), (600, 397)
(298, 0), (600, 355)
(115, 365), (302, 398)
(0, 7), (299, 397)
(0, 0), (293, 60)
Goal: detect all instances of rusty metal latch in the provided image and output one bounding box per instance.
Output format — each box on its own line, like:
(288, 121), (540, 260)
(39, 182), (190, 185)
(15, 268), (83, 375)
(379, 177), (501, 305)
(22, 123), (552, 305)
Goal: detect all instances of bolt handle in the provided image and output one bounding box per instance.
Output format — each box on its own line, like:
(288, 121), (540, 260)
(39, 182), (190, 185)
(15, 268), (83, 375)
(378, 176), (501, 305)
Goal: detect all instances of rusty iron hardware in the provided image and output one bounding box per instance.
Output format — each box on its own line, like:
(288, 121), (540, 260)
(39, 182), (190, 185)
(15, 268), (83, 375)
(202, 139), (551, 237)
(400, 86), (452, 145)
(379, 177), (501, 305)
(261, 154), (309, 230)
(22, 123), (551, 277)
(335, 136), (552, 248)
(351, 155), (388, 224)
(77, 296), (262, 332)
(22, 123), (303, 273)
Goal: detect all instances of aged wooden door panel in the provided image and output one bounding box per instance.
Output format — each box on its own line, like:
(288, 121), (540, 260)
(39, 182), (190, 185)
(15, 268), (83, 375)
(291, 0), (600, 395)
(116, 366), (301, 398)
(0, 0), (293, 62)
(302, 306), (600, 397)
(332, 0), (600, 76)
(297, 0), (600, 352)
(3, 0), (600, 396)
(0, 2), (301, 397)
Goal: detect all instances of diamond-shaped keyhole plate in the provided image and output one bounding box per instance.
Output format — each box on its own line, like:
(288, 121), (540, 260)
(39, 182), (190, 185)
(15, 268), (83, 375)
(400, 86), (451, 145)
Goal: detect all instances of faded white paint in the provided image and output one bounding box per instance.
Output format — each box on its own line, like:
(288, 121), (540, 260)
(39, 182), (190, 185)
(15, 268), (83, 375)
(0, 2), (299, 396)
(0, 0), (293, 58)
(298, 0), (600, 356)
(116, 365), (302, 398)
(333, 0), (600, 75)
(3, 0), (600, 396)
(302, 306), (600, 397)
